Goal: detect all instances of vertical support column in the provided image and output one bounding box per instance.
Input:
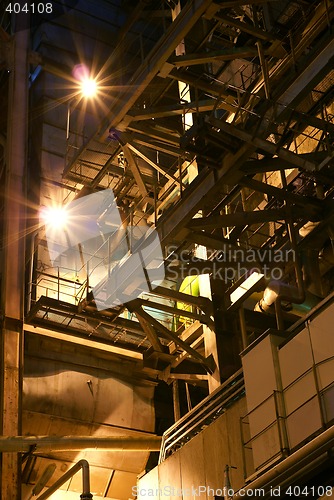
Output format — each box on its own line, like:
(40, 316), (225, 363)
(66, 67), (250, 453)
(1, 19), (29, 500)
(207, 278), (241, 386)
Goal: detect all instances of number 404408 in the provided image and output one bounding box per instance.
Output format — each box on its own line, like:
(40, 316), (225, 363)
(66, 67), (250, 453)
(5, 3), (53, 14)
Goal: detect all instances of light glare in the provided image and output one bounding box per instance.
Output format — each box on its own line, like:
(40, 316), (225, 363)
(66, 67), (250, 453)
(81, 77), (97, 97)
(41, 206), (68, 229)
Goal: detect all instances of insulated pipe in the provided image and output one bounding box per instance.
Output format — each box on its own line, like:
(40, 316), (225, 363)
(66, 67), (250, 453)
(233, 424), (334, 498)
(0, 435), (162, 453)
(36, 459), (92, 500)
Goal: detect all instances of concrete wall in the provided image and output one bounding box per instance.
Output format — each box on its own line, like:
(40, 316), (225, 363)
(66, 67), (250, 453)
(137, 397), (250, 500)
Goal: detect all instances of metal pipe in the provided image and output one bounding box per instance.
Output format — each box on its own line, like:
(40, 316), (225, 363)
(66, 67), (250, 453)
(173, 380), (181, 422)
(0, 435), (162, 453)
(233, 424), (334, 498)
(36, 459), (92, 500)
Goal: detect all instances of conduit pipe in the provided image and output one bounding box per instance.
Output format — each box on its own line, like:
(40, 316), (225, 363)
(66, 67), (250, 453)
(0, 435), (162, 453)
(234, 424), (334, 498)
(36, 459), (92, 500)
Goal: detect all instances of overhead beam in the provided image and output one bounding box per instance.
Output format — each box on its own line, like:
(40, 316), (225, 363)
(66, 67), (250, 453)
(210, 0), (279, 7)
(209, 117), (318, 172)
(292, 110), (334, 135)
(186, 230), (245, 251)
(126, 98), (235, 121)
(152, 285), (213, 314)
(239, 177), (323, 215)
(241, 152), (328, 174)
(214, 12), (276, 41)
(134, 298), (212, 326)
(187, 208), (287, 230)
(127, 122), (180, 146)
(167, 68), (235, 99)
(170, 47), (260, 66)
(24, 323), (143, 360)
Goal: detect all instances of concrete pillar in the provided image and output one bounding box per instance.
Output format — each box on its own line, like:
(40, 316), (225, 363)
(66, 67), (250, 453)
(1, 17), (29, 499)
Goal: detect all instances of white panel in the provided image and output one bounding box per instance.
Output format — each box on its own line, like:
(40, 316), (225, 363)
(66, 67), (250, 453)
(309, 302), (334, 363)
(180, 435), (207, 500)
(202, 413), (229, 498)
(248, 396), (276, 437)
(242, 335), (278, 412)
(317, 359), (334, 391)
(137, 468), (160, 500)
(286, 397), (322, 449)
(251, 424), (281, 470)
(284, 371), (316, 415)
(322, 384), (334, 423)
(158, 451), (182, 500)
(279, 328), (313, 388)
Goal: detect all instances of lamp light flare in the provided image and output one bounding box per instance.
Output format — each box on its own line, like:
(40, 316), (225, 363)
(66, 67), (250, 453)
(81, 77), (98, 98)
(41, 206), (68, 229)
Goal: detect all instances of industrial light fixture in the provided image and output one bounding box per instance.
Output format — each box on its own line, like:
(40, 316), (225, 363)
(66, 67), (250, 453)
(230, 271), (264, 304)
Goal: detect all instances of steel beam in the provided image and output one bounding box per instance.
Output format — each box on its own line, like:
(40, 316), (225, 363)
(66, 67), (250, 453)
(66, 0), (215, 167)
(134, 298), (212, 326)
(136, 307), (213, 371)
(239, 177), (323, 215)
(126, 98), (235, 121)
(214, 12), (277, 41)
(187, 208), (287, 230)
(152, 285), (213, 313)
(241, 152), (328, 174)
(121, 144), (151, 203)
(167, 68), (235, 99)
(127, 143), (176, 182)
(209, 117), (318, 172)
(132, 309), (165, 353)
(170, 47), (260, 66)
(1, 22), (29, 499)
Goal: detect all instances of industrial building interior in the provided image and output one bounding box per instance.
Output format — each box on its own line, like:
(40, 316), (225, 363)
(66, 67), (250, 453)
(0, 0), (334, 498)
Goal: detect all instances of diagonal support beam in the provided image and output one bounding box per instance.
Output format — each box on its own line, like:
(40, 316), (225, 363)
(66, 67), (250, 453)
(209, 117), (318, 172)
(135, 298), (210, 324)
(239, 177), (323, 216)
(132, 309), (165, 352)
(121, 144), (152, 204)
(127, 143), (176, 182)
(136, 307), (213, 373)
